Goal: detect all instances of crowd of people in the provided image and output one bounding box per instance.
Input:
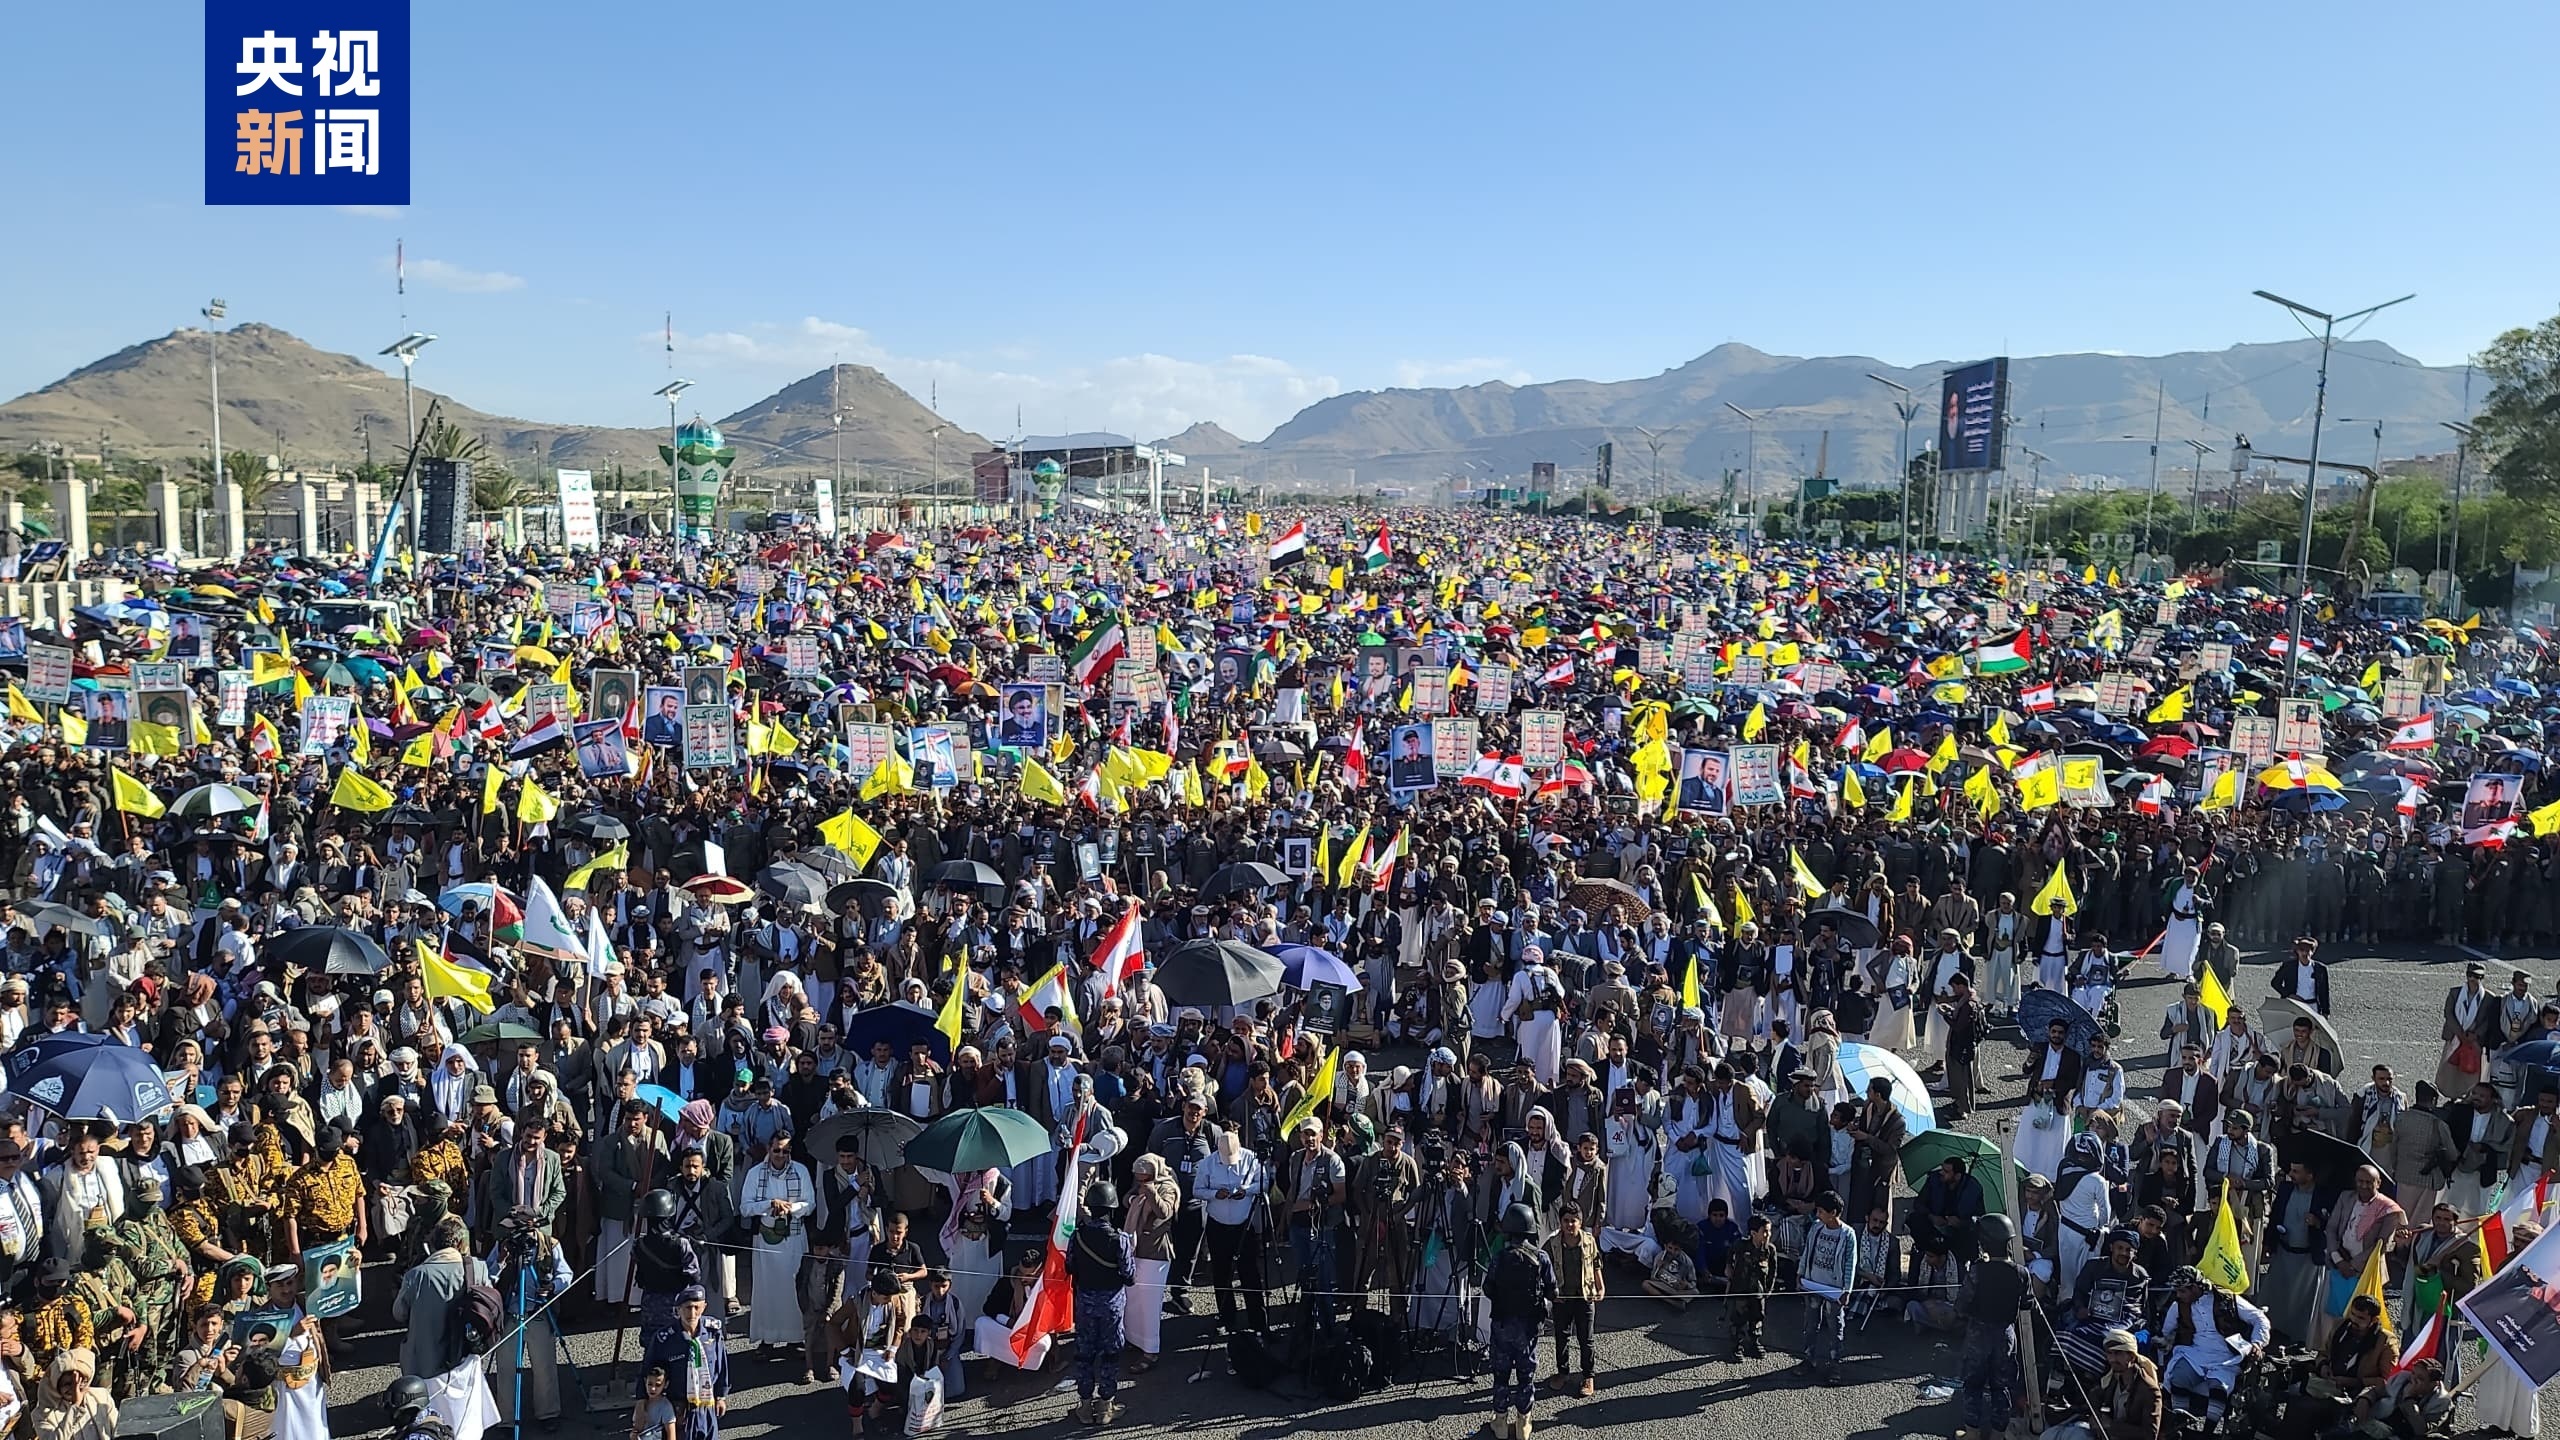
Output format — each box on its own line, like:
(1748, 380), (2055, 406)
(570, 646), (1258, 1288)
(0, 503), (2547, 1440)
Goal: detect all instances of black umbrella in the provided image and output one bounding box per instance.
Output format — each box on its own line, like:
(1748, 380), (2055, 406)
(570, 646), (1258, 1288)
(1199, 861), (1289, 899)
(2063, 741), (2131, 769)
(841, 1002), (949, 1062)
(805, 1108), (923, 1170)
(755, 862), (828, 910)
(925, 859), (1003, 890)
(1253, 738), (1306, 761)
(827, 878), (901, 913)
(2017, 989), (2105, 1057)
(2279, 1129), (2381, 1191)
(382, 804), (440, 828)
(1803, 907), (1881, 950)
(264, 925), (391, 976)
(797, 846), (863, 881)
(1154, 938), (1285, 1007)
(459, 1020), (543, 1045)
(562, 813), (630, 844)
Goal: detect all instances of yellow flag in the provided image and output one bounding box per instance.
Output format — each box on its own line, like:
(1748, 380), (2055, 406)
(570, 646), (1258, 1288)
(417, 940), (494, 1015)
(2533, 799), (2560, 838)
(516, 776), (560, 824)
(4, 684), (39, 724)
(111, 769), (166, 817)
(936, 953), (969, 1054)
(1730, 886), (1755, 929)
(2030, 859), (2078, 916)
(131, 720), (181, 756)
(399, 730), (435, 767)
(2358, 660), (2382, 692)
(1886, 776), (1915, 822)
(1681, 950), (1702, 1012)
(482, 762), (505, 814)
(1020, 759), (1069, 806)
(2351, 1236), (2396, 1340)
(2197, 1183), (2251, 1293)
(1742, 701), (1767, 741)
(565, 843), (628, 893)
(2148, 687), (2189, 723)
(2018, 766), (2061, 811)
(1841, 766), (1867, 810)
(1339, 825), (1369, 887)
(2199, 768), (2240, 813)
(1789, 847), (1826, 900)
(330, 767), (395, 813)
(1278, 1049), (1339, 1140)
(1964, 764), (1998, 817)
(349, 709), (370, 762)
(1928, 732), (1958, 774)
(250, 651), (296, 685)
(1862, 727), (1893, 763)
(1689, 872), (1723, 930)
(1987, 712), (2012, 747)
(2197, 960), (2232, 1026)
(60, 710), (87, 746)
(819, 809), (882, 870)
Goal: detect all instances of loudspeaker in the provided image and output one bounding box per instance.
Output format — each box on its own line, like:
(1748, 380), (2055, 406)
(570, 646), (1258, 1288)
(419, 457), (466, 554)
(117, 1390), (222, 1440)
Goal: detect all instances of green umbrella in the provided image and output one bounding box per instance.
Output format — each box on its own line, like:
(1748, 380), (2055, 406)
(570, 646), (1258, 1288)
(1899, 1129), (2009, 1215)
(904, 1106), (1051, 1173)
(459, 1020), (543, 1045)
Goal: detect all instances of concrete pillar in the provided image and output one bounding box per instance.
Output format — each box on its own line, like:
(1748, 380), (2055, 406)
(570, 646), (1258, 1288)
(294, 481), (322, 556)
(46, 482), (88, 562)
(347, 482), (373, 556)
(504, 505), (524, 549)
(149, 480), (184, 557)
(1, 501), (22, 568)
(211, 481), (246, 562)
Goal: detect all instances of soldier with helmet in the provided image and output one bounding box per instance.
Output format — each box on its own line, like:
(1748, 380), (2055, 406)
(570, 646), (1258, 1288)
(1483, 1201), (1556, 1440)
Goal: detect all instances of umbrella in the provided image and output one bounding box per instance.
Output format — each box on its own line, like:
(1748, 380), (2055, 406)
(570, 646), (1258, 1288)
(8, 1042), (174, 1123)
(1271, 944), (1359, 993)
(796, 847), (864, 882)
(1200, 861), (1290, 900)
(2018, 989), (2105, 1056)
(904, 1106), (1053, 1173)
(2279, 1129), (2382, 1191)
(755, 862), (829, 910)
(561, 814), (630, 845)
(458, 1020), (544, 1045)
(2498, 1039), (2560, 1075)
(167, 783), (264, 819)
(263, 926), (391, 976)
(1565, 876), (1652, 926)
(380, 804), (440, 829)
(841, 1002), (950, 1062)
(2259, 997), (2345, 1065)
(1803, 906), (1880, 949)
(925, 860), (1003, 891)
(1899, 1130), (2009, 1216)
(806, 1108), (924, 1171)
(1834, 1042), (1937, 1138)
(437, 881), (518, 917)
(1, 1031), (110, 1087)
(684, 875), (754, 904)
(13, 903), (111, 939)
(633, 1084), (689, 1124)
(1154, 938), (1286, 1007)
(827, 878), (901, 912)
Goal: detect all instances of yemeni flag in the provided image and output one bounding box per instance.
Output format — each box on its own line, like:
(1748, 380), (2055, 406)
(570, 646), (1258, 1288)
(1091, 901), (1146, 1001)
(2020, 683), (2058, 713)
(1361, 523), (1392, 573)
(1342, 726), (1369, 789)
(509, 715), (569, 758)
(1007, 1114), (1087, 1364)
(1975, 629), (2033, 674)
(1067, 621), (1127, 688)
(1267, 519), (1308, 567)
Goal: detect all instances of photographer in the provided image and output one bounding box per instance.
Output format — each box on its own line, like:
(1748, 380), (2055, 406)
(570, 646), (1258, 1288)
(485, 1206), (574, 1434)
(1350, 1123), (1421, 1309)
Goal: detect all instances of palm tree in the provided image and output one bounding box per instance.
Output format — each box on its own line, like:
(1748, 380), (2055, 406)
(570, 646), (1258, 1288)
(406, 417), (514, 487)
(471, 471), (545, 512)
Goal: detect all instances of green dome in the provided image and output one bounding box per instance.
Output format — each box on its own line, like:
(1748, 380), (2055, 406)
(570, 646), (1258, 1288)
(1032, 459), (1062, 477)
(676, 418), (724, 450)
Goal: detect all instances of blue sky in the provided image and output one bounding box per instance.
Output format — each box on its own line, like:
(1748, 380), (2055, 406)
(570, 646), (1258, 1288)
(6, 2), (2555, 447)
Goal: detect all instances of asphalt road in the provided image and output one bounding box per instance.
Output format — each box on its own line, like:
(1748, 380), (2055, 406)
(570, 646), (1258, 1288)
(314, 939), (2555, 1440)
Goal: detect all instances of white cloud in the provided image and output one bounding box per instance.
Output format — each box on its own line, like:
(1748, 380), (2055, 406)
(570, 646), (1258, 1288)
(407, 258), (526, 294)
(663, 316), (1341, 442)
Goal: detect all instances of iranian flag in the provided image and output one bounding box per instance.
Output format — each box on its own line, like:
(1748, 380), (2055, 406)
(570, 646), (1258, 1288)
(1267, 519), (1308, 566)
(1067, 621), (1127, 688)
(1090, 901), (1146, 1001)
(1007, 1114), (1087, 1364)
(1975, 630), (2033, 674)
(1361, 523), (1392, 572)
(2020, 683), (2058, 713)
(2387, 715), (2435, 751)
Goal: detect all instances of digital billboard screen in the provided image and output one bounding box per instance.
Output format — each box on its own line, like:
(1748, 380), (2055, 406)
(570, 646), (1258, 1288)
(1938, 357), (2009, 473)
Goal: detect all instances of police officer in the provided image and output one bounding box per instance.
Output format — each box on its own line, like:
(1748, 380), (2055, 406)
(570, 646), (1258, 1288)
(1484, 1202), (1555, 1440)
(386, 1373), (455, 1440)
(1954, 1213), (2031, 1440)
(630, 1189), (700, 1354)
(1069, 1180), (1136, 1427)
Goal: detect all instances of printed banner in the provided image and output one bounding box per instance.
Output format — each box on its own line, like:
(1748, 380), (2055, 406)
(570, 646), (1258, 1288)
(1729, 744), (1784, 808)
(303, 1236), (362, 1320)
(25, 645), (72, 706)
(681, 705), (737, 769)
(845, 723), (894, 778)
(217, 670), (250, 727)
(1521, 710), (1567, 770)
(1475, 663), (1513, 715)
(1432, 717), (1478, 777)
(2275, 697), (2323, 756)
(299, 696), (354, 756)
(2231, 715), (2277, 768)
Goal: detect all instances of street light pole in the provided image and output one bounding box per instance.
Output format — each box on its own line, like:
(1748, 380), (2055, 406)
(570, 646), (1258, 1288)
(201, 301), (227, 497)
(655, 379), (693, 539)
(380, 333), (436, 553)
(1723, 401), (1761, 549)
(2442, 419), (2478, 610)
(2142, 381), (2164, 554)
(2252, 288), (2414, 693)
(1633, 426), (1665, 505)
(1867, 374), (1918, 611)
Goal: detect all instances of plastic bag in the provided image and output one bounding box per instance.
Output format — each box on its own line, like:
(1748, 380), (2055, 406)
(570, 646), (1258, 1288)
(906, 1370), (945, 1435)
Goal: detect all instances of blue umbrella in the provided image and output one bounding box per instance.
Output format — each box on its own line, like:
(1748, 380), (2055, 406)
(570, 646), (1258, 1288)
(1272, 944), (1358, 993)
(841, 1002), (949, 1062)
(1834, 1042), (1937, 1138)
(10, 1039), (175, 1122)
(2454, 688), (2502, 708)
(2494, 678), (2538, 698)
(2501, 1040), (2560, 1074)
(2018, 989), (2104, 1057)
(634, 1084), (688, 1124)
(2270, 789), (2350, 813)
(0, 1031), (112, 1092)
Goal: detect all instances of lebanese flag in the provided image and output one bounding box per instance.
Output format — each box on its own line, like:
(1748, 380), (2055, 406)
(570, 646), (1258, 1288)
(1538, 656), (1576, 689)
(2392, 1303), (2446, 1379)
(2396, 778), (2422, 817)
(1211, 513), (1228, 535)
(2267, 634), (2311, 656)
(470, 699), (507, 740)
(1343, 727), (1368, 788)
(1267, 519), (1308, 566)
(1090, 902), (1146, 1001)
(2135, 775), (2172, 815)
(2387, 715), (2436, 751)
(1007, 1114), (1087, 1364)
(1369, 827), (1408, 892)
(2020, 683), (2058, 713)
(1834, 720), (1865, 753)
(1460, 753), (1530, 799)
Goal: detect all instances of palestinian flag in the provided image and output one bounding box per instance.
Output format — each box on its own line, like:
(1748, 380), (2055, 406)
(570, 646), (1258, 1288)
(1361, 523), (1392, 572)
(2020, 683), (2057, 713)
(1975, 630), (2033, 674)
(1067, 621), (1127, 688)
(1267, 519), (1308, 566)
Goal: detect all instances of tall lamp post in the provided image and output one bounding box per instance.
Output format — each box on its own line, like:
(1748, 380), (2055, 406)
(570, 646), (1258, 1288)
(380, 333), (436, 551)
(1633, 425), (1666, 505)
(2252, 288), (2413, 692)
(1866, 373), (1919, 611)
(1722, 401), (1761, 548)
(2441, 419), (2477, 612)
(2177, 438), (2216, 513)
(655, 378), (693, 538)
(201, 300), (227, 492)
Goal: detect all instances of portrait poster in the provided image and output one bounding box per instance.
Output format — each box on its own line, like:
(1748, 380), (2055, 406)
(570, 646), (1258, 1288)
(1677, 749), (1731, 816)
(682, 705), (737, 770)
(304, 1235), (362, 1320)
(910, 725), (958, 789)
(1281, 835), (1313, 879)
(2460, 1217), (2560, 1391)
(1387, 722), (1437, 791)
(231, 1306), (297, 1355)
(138, 689), (193, 735)
(640, 687), (686, 748)
(590, 668), (639, 726)
(1303, 981), (1349, 1036)
(573, 719), (629, 780)
(0, 620), (20, 662)
(681, 665), (727, 709)
(2464, 773), (2525, 846)
(997, 684), (1051, 749)
(1729, 745), (1785, 809)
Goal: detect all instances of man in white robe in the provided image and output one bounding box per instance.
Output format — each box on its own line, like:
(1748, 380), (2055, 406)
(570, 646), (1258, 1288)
(738, 1132), (813, 1348)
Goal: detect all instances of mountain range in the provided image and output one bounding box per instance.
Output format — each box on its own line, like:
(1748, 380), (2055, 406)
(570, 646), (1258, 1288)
(0, 326), (2477, 500)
